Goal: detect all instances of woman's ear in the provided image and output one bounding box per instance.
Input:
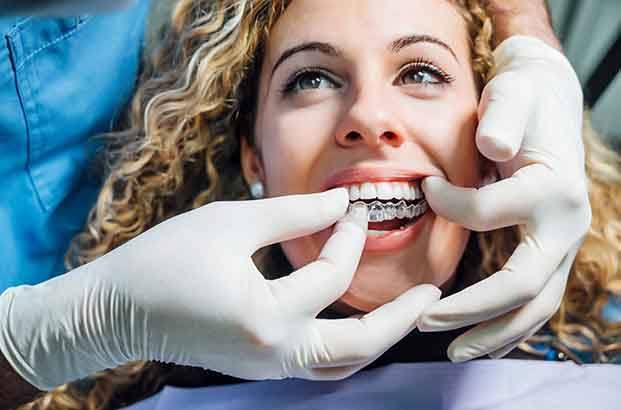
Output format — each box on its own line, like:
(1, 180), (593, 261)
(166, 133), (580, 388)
(240, 137), (265, 186)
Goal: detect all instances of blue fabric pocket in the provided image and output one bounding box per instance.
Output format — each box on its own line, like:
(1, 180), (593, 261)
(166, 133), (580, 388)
(5, 4), (147, 213)
(6, 16), (93, 212)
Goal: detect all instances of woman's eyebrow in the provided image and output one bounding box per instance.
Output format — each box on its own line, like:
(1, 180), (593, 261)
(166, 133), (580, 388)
(271, 42), (341, 76)
(390, 34), (459, 62)
(271, 33), (458, 76)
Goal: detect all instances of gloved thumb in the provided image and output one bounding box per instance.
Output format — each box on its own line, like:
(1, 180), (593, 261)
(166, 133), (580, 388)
(476, 71), (532, 162)
(229, 188), (350, 251)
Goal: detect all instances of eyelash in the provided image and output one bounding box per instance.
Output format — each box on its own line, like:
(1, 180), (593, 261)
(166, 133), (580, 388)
(399, 58), (455, 85)
(280, 58), (454, 95)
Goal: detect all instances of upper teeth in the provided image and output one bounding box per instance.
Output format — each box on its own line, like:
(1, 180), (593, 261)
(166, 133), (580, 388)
(347, 181), (423, 201)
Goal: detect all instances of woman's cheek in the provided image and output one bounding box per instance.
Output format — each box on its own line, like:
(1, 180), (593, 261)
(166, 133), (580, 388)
(428, 221), (471, 288)
(281, 237), (320, 269)
(260, 128), (317, 195)
(280, 221), (333, 271)
(422, 106), (479, 187)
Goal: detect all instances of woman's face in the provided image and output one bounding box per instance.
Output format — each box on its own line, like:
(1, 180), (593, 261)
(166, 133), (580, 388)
(242, 0), (482, 313)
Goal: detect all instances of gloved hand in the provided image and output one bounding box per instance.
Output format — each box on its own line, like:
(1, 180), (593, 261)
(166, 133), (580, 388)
(417, 36), (591, 361)
(0, 188), (440, 390)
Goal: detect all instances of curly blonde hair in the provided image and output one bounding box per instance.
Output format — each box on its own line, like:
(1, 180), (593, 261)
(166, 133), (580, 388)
(21, 0), (621, 408)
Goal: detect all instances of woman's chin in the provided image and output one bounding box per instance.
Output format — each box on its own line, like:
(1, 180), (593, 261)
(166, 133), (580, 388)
(335, 290), (396, 314)
(334, 270), (458, 315)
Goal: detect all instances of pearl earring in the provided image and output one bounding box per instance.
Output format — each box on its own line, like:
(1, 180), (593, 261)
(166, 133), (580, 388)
(250, 181), (264, 199)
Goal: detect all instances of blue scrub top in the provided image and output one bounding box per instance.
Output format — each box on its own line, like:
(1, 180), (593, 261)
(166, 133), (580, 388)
(0, 1), (149, 292)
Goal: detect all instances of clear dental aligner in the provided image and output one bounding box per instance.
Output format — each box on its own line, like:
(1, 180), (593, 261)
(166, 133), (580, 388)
(348, 199), (429, 222)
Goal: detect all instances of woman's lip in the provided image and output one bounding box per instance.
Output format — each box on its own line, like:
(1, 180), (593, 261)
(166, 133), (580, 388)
(363, 211), (432, 252)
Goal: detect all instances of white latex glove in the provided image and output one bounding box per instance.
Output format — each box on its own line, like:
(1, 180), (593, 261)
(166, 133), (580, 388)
(0, 188), (440, 390)
(417, 36), (591, 361)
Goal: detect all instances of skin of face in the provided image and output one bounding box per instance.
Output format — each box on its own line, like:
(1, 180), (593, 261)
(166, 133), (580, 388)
(241, 0), (483, 313)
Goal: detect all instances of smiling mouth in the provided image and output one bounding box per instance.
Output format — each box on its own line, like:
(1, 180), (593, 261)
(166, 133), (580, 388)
(343, 180), (428, 236)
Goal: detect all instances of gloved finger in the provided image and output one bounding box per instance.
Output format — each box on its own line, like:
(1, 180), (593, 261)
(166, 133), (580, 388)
(303, 357), (383, 381)
(476, 71), (532, 162)
(308, 285), (441, 369)
(421, 163), (550, 232)
(270, 203), (368, 317)
(487, 324), (542, 360)
(445, 243), (577, 362)
(449, 314), (549, 363)
(302, 365), (360, 381)
(487, 338), (524, 360)
(224, 188), (350, 251)
(303, 341), (388, 380)
(418, 232), (570, 332)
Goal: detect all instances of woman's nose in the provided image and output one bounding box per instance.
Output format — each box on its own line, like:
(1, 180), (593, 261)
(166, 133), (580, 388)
(335, 90), (405, 149)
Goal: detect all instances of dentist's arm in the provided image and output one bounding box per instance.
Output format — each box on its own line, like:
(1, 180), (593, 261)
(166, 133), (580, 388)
(487, 0), (561, 49)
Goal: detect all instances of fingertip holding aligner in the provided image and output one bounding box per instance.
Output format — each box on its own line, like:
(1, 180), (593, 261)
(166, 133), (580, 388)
(349, 201), (368, 220)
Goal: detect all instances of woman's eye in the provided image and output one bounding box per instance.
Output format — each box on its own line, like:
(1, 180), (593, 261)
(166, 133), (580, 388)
(398, 62), (453, 86)
(403, 69), (442, 85)
(283, 71), (338, 94)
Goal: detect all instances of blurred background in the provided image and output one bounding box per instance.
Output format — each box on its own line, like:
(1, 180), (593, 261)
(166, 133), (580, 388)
(548, 0), (620, 148)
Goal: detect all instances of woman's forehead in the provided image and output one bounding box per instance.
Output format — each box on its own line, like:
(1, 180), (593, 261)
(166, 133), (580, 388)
(265, 0), (471, 66)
